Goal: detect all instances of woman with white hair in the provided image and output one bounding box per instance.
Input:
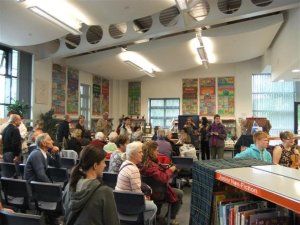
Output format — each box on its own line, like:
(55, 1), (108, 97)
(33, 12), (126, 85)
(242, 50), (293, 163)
(90, 132), (107, 149)
(115, 141), (157, 225)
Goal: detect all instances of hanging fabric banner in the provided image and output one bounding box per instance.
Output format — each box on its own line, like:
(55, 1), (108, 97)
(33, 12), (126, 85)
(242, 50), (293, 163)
(199, 78), (216, 116)
(182, 79), (198, 115)
(52, 64), (66, 115)
(218, 76), (235, 116)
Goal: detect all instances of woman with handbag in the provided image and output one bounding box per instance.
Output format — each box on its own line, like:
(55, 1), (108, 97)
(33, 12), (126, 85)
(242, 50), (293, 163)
(63, 144), (120, 225)
(140, 141), (183, 225)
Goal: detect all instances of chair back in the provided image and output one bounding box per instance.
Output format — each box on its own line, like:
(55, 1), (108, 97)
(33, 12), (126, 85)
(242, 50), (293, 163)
(142, 176), (168, 202)
(0, 210), (41, 225)
(102, 172), (118, 189)
(113, 190), (145, 224)
(60, 150), (78, 161)
(0, 162), (18, 178)
(47, 167), (69, 188)
(60, 157), (76, 170)
(104, 160), (110, 172)
(30, 181), (62, 212)
(19, 164), (25, 179)
(0, 177), (31, 212)
(171, 156), (194, 170)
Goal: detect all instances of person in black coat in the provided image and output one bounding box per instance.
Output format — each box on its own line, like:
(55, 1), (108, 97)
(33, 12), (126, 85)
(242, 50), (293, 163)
(2, 114), (22, 163)
(56, 115), (71, 148)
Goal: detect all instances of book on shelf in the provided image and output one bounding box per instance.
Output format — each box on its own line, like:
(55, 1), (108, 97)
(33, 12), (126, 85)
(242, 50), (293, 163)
(255, 216), (289, 225)
(234, 201), (268, 225)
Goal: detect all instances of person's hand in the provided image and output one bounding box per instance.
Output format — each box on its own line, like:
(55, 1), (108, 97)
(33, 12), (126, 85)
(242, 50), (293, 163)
(169, 165), (177, 172)
(51, 146), (60, 154)
(13, 156), (20, 163)
(2, 208), (14, 213)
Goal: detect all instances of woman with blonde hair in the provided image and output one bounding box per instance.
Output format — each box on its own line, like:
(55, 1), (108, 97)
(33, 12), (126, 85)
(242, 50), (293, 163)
(67, 129), (82, 155)
(273, 131), (299, 167)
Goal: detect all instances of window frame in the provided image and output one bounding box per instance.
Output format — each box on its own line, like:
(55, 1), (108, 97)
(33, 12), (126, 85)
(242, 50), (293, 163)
(148, 98), (180, 128)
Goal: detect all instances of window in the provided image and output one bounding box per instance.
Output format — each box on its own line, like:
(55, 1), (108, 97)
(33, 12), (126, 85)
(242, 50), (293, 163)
(0, 46), (19, 118)
(149, 98), (180, 128)
(252, 74), (295, 136)
(80, 84), (91, 129)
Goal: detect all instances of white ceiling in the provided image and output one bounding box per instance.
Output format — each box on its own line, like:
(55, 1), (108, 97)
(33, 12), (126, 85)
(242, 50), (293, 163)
(0, 0), (298, 80)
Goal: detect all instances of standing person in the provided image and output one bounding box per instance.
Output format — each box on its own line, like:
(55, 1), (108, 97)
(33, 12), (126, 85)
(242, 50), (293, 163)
(63, 144), (120, 225)
(75, 115), (86, 137)
(234, 131), (272, 163)
(200, 117), (210, 160)
(273, 131), (299, 167)
(56, 115), (71, 149)
(140, 141), (183, 225)
(2, 114), (22, 163)
(115, 141), (157, 225)
(184, 117), (198, 147)
(120, 117), (132, 140)
(207, 114), (227, 159)
(96, 112), (112, 137)
(24, 133), (61, 183)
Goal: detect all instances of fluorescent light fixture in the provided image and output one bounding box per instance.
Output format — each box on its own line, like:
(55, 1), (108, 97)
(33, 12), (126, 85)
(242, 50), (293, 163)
(120, 50), (159, 78)
(202, 60), (209, 69)
(292, 69), (300, 73)
(197, 47), (206, 60)
(123, 60), (156, 78)
(28, 6), (82, 35)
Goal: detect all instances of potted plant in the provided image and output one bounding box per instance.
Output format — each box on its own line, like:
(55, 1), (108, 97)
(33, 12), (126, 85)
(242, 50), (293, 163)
(39, 109), (59, 141)
(7, 99), (30, 118)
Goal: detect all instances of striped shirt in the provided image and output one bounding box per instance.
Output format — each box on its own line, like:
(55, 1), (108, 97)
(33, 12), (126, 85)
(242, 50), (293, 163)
(115, 160), (142, 193)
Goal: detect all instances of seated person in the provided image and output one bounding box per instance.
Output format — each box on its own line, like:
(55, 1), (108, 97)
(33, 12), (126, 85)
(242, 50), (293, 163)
(103, 131), (118, 154)
(273, 131), (299, 167)
(140, 141), (183, 225)
(67, 129), (82, 155)
(234, 131), (272, 163)
(108, 135), (129, 173)
(156, 129), (173, 160)
(63, 145), (120, 225)
(179, 133), (198, 161)
(90, 132), (107, 149)
(131, 126), (143, 142)
(115, 142), (157, 225)
(25, 133), (61, 183)
(234, 134), (254, 156)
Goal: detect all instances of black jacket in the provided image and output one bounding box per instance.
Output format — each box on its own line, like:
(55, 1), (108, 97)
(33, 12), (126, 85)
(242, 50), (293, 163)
(2, 124), (22, 156)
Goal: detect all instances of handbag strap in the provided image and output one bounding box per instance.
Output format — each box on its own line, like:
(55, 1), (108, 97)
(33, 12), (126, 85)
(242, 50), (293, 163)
(119, 162), (134, 172)
(67, 183), (101, 225)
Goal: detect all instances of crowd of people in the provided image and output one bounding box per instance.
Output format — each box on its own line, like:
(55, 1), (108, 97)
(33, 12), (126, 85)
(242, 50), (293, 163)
(0, 110), (299, 225)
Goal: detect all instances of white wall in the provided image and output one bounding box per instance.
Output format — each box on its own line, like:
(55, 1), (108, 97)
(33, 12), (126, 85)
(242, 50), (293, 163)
(267, 8), (300, 81)
(112, 57), (262, 123)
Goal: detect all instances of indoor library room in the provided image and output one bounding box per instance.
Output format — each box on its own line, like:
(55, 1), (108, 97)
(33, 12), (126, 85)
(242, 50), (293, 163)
(0, 0), (300, 225)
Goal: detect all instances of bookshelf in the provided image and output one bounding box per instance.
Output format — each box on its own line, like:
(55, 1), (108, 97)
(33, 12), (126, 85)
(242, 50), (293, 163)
(215, 167), (300, 214)
(222, 119), (236, 139)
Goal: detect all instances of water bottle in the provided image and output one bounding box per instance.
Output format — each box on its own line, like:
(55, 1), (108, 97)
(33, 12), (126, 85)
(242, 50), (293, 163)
(251, 120), (259, 134)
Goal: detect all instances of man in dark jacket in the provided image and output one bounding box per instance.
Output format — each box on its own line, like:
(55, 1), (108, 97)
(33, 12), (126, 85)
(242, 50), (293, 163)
(2, 114), (22, 163)
(25, 133), (61, 183)
(56, 114), (71, 149)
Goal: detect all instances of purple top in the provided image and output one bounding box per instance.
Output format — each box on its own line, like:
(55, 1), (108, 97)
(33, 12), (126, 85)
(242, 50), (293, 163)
(156, 139), (172, 158)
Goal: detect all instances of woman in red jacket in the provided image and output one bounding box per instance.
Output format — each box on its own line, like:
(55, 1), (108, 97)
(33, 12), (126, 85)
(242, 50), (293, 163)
(140, 141), (183, 225)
